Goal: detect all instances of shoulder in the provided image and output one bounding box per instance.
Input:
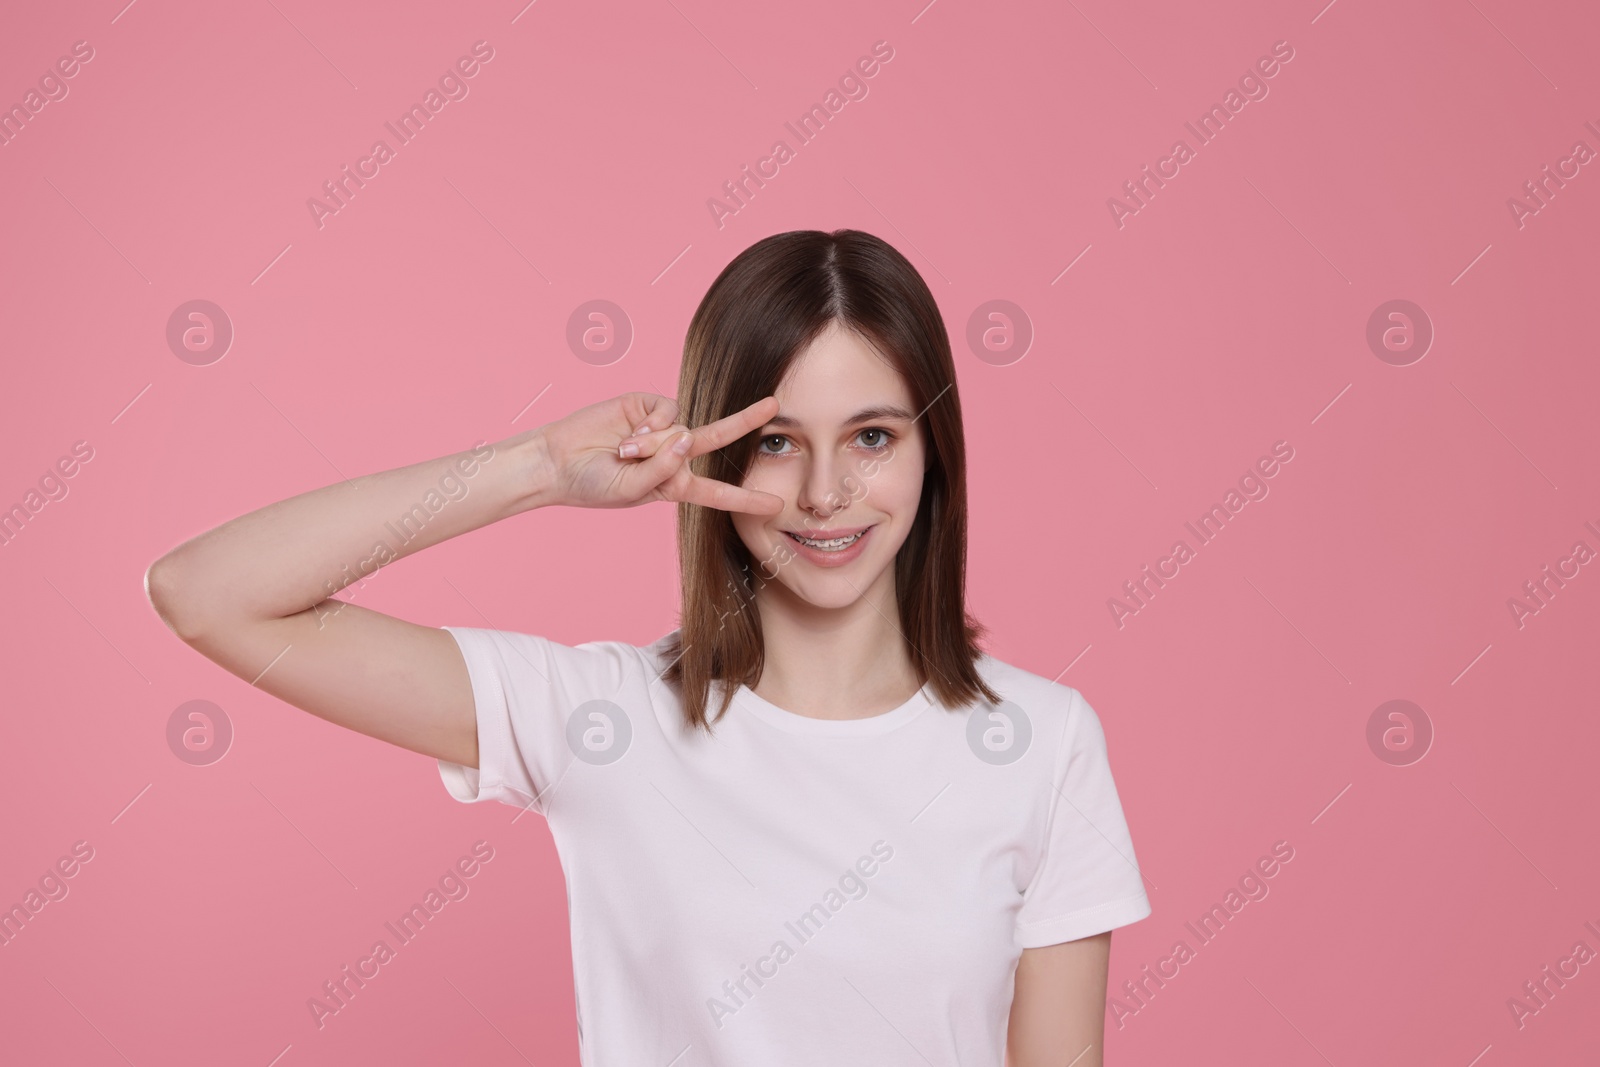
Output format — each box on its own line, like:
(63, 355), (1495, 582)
(971, 652), (1104, 757)
(443, 625), (667, 690)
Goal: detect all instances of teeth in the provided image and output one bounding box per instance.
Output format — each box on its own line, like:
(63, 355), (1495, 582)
(789, 530), (865, 550)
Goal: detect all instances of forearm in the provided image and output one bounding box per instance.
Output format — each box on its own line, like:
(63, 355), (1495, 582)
(147, 427), (553, 638)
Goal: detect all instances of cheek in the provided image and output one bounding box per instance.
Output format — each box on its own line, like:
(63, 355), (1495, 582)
(730, 512), (765, 553)
(865, 463), (924, 518)
(740, 460), (786, 497)
(731, 511), (790, 568)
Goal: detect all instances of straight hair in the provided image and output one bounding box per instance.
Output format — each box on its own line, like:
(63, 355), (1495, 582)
(660, 228), (1001, 731)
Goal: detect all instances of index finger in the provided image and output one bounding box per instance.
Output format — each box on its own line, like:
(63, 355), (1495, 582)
(683, 395), (780, 457)
(679, 473), (786, 516)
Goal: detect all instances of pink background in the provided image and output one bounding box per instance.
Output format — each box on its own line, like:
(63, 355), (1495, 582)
(3, 0), (1598, 1063)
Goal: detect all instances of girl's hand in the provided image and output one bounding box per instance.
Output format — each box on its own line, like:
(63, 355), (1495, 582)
(534, 392), (784, 514)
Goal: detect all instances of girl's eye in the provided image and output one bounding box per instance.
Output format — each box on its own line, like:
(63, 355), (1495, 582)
(857, 428), (894, 450)
(755, 429), (895, 456)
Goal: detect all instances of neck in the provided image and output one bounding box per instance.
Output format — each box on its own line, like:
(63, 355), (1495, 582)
(748, 566), (923, 720)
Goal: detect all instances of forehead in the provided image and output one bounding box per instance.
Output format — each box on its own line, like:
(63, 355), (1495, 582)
(767, 323), (915, 425)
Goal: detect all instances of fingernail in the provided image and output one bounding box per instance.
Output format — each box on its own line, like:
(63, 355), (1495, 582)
(632, 422), (651, 436)
(672, 431), (693, 455)
(619, 440), (640, 458)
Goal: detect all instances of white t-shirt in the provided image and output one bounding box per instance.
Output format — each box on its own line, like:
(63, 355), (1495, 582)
(436, 626), (1151, 1066)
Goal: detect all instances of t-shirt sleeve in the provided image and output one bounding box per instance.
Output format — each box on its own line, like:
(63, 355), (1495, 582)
(435, 625), (638, 817)
(1014, 687), (1152, 948)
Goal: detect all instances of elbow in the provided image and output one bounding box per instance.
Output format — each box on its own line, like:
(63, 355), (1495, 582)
(145, 551), (210, 643)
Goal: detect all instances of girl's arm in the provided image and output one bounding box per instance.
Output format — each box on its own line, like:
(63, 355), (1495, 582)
(1006, 932), (1113, 1067)
(145, 428), (553, 770)
(144, 392), (781, 770)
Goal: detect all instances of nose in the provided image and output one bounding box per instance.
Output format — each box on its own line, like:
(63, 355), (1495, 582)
(795, 448), (858, 519)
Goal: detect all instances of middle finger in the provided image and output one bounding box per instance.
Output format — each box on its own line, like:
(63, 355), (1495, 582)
(675, 396), (780, 457)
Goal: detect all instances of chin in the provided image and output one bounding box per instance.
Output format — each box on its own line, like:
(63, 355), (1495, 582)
(780, 575), (883, 611)
(778, 545), (899, 604)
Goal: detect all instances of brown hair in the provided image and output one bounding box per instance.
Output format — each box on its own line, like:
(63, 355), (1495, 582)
(660, 228), (1001, 731)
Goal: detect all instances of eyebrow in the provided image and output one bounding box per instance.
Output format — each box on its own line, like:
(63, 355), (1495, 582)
(764, 404), (918, 429)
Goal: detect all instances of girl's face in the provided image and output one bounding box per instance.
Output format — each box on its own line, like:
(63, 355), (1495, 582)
(731, 321), (929, 612)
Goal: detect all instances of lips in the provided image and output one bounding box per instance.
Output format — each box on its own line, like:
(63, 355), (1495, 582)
(782, 524), (874, 540)
(779, 523), (876, 566)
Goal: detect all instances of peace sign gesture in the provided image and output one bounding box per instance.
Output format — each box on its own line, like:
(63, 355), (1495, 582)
(532, 392), (784, 514)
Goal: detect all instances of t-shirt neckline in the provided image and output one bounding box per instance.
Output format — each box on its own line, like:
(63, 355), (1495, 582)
(730, 678), (935, 737)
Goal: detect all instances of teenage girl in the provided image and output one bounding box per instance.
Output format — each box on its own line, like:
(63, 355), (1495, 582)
(147, 228), (1151, 1066)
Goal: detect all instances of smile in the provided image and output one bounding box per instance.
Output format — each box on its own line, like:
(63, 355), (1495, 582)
(786, 530), (867, 551)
